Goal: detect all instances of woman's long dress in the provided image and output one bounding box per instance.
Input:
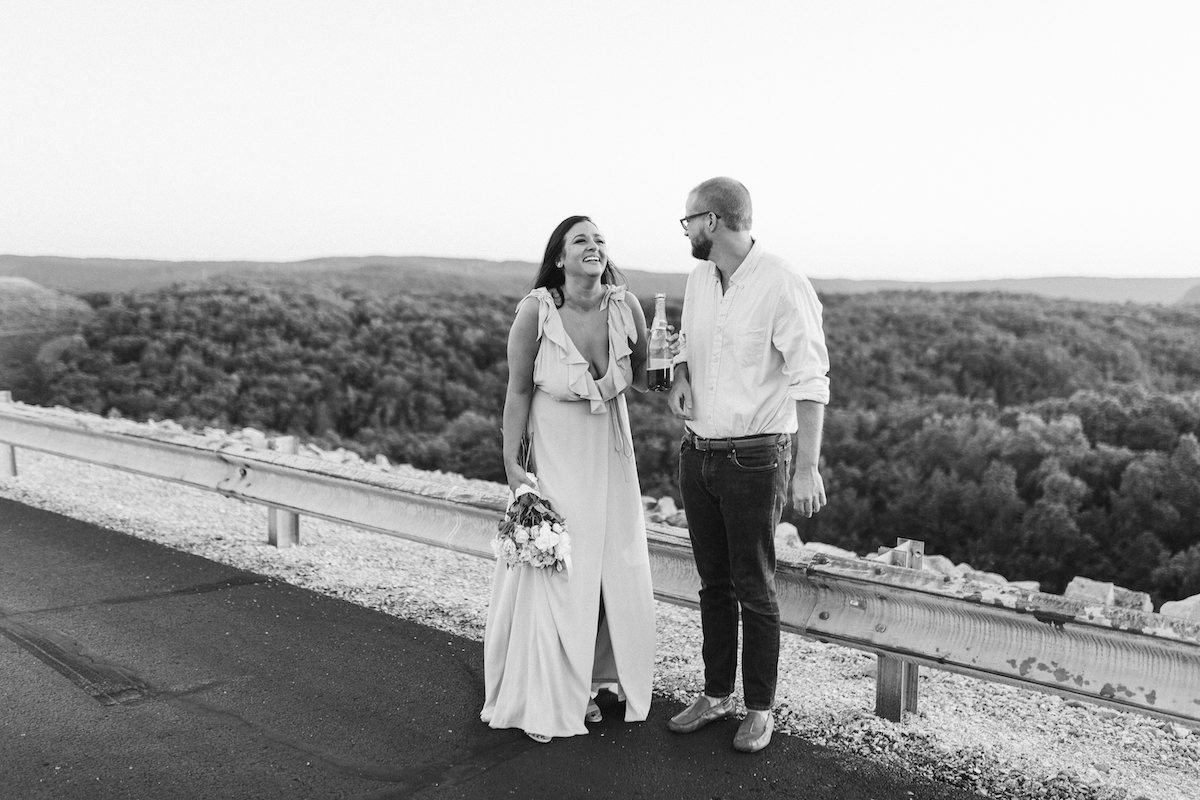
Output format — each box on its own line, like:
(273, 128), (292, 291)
(481, 285), (656, 739)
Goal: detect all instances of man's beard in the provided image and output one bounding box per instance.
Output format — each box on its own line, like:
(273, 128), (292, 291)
(690, 236), (713, 260)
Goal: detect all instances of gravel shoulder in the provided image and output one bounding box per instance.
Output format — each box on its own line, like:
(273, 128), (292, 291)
(2, 450), (1197, 800)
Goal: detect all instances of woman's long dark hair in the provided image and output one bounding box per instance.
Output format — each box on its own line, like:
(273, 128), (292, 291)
(531, 215), (626, 306)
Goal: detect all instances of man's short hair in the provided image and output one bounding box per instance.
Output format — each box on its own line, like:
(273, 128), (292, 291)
(693, 177), (752, 231)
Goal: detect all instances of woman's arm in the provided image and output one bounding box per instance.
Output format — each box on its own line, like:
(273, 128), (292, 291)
(625, 291), (649, 393)
(502, 298), (540, 492)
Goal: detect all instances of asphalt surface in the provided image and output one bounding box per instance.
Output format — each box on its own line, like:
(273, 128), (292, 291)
(0, 497), (984, 799)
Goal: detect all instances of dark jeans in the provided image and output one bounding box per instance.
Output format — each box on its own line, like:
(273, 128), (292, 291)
(678, 433), (790, 711)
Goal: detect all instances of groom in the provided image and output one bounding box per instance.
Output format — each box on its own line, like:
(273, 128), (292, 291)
(666, 177), (830, 753)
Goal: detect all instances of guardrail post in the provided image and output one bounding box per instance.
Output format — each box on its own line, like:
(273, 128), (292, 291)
(875, 538), (924, 721)
(267, 436), (300, 547)
(0, 391), (16, 478)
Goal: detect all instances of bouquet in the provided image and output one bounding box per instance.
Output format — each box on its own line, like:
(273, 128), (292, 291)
(494, 475), (572, 573)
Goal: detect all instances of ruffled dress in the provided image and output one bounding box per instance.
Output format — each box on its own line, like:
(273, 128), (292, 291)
(481, 285), (656, 739)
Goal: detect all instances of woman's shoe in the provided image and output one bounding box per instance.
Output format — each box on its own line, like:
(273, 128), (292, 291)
(585, 700), (603, 724)
(526, 731), (551, 743)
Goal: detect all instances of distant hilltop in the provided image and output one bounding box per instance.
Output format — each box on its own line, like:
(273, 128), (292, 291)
(2, 254), (1198, 306)
(0, 276), (93, 333)
(816, 276), (1200, 306)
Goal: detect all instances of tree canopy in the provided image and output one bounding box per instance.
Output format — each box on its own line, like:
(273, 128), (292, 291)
(23, 276), (1200, 603)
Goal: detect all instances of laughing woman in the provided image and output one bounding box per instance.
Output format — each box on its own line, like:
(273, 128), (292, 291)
(480, 215), (657, 743)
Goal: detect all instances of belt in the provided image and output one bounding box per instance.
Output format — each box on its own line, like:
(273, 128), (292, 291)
(683, 431), (788, 452)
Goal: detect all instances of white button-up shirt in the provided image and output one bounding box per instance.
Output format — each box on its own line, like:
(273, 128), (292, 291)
(675, 241), (830, 439)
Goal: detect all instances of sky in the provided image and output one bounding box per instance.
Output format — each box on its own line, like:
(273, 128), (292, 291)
(2, 0), (1199, 281)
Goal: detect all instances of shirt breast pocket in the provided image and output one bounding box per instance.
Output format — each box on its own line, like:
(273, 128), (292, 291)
(735, 326), (769, 368)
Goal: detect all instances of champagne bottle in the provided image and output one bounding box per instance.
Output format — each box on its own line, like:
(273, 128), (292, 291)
(648, 293), (672, 391)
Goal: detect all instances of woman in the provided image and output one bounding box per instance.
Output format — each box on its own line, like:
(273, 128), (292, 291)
(480, 215), (657, 743)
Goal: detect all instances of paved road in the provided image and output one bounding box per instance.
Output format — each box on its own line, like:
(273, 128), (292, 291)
(0, 497), (982, 799)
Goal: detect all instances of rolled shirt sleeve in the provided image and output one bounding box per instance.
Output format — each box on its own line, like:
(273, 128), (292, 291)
(773, 271), (831, 405)
(672, 277), (693, 368)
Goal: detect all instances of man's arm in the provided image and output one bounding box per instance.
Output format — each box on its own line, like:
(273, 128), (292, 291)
(667, 362), (693, 420)
(666, 278), (693, 420)
(770, 270), (829, 516)
(790, 399), (825, 517)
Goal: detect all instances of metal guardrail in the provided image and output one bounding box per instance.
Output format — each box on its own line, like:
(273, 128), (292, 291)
(2, 394), (1199, 728)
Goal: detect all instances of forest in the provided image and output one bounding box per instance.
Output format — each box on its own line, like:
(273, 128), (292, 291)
(14, 272), (1200, 603)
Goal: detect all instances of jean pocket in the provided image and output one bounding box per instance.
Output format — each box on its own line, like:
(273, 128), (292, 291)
(730, 444), (781, 472)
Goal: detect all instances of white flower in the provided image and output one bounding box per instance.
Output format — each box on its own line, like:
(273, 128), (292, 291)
(498, 539), (517, 565)
(513, 526), (530, 544)
(534, 525), (560, 552)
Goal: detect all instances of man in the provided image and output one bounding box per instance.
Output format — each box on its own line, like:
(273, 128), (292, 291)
(666, 177), (830, 753)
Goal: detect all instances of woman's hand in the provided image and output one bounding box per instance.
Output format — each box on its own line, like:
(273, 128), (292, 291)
(506, 465), (536, 495)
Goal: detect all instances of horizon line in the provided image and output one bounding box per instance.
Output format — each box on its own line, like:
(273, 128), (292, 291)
(2, 252), (1199, 284)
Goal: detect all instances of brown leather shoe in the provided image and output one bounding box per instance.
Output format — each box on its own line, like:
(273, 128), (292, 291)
(733, 710), (774, 753)
(667, 694), (736, 733)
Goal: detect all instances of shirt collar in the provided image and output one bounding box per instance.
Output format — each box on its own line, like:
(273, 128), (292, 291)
(706, 238), (762, 285)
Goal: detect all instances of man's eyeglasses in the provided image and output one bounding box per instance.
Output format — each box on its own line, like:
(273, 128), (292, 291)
(679, 211), (720, 231)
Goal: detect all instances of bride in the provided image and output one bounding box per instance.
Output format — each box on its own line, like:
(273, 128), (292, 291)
(480, 215), (657, 742)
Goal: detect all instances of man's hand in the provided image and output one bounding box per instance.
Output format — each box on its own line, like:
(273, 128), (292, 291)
(791, 464), (826, 518)
(667, 329), (684, 359)
(667, 375), (693, 420)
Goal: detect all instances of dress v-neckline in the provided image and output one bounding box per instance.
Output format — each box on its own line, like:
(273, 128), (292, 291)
(555, 302), (613, 381)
